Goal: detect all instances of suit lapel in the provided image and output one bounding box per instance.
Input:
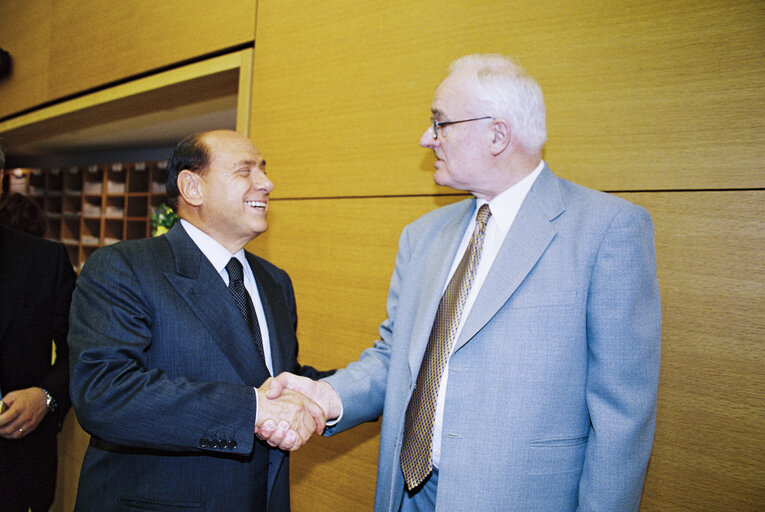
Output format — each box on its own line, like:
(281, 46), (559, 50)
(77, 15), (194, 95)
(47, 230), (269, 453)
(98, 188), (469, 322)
(162, 224), (269, 386)
(455, 166), (564, 352)
(407, 200), (475, 377)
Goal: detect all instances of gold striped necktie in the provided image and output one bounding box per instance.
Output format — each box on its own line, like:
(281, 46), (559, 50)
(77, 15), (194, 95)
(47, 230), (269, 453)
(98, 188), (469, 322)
(400, 203), (492, 490)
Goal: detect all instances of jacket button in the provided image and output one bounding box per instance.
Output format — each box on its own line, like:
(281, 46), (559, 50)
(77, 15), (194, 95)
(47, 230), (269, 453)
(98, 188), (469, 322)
(229, 440), (237, 449)
(199, 437), (209, 448)
(211, 439), (220, 449)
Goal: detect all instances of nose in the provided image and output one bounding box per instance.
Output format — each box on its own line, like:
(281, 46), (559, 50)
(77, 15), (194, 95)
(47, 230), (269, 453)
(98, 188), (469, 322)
(253, 170), (274, 193)
(420, 125), (439, 149)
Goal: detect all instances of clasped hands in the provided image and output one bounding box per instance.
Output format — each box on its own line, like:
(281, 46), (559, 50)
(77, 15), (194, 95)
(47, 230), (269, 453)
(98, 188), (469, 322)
(254, 373), (342, 451)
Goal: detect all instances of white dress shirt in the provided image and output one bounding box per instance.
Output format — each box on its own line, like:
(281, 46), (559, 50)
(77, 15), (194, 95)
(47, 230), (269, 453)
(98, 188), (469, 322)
(431, 161), (544, 467)
(180, 219), (274, 376)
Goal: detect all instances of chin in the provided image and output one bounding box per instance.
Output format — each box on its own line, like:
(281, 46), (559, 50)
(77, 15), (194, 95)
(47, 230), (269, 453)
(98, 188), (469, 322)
(433, 172), (455, 189)
(248, 222), (269, 238)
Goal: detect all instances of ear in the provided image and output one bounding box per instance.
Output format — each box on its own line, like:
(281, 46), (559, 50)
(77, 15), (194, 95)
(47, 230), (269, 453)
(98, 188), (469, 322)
(489, 118), (512, 156)
(177, 170), (203, 207)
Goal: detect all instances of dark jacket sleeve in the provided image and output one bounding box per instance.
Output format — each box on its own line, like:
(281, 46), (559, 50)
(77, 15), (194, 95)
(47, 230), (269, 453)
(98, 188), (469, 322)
(39, 242), (76, 429)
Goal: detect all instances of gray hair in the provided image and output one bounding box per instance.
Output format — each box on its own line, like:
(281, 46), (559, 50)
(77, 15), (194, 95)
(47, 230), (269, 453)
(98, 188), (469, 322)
(449, 54), (547, 154)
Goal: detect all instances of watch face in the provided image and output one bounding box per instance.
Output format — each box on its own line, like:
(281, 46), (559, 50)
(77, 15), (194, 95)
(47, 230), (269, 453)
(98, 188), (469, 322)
(43, 390), (56, 412)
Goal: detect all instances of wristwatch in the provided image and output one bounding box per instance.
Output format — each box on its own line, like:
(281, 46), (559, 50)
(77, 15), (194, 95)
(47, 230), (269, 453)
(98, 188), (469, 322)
(41, 388), (57, 413)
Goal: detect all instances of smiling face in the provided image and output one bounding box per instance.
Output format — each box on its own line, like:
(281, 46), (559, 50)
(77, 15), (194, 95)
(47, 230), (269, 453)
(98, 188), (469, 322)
(193, 130), (273, 252)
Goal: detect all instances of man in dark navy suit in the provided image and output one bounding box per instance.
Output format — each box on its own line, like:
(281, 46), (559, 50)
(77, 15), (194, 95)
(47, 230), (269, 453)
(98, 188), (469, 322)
(69, 130), (331, 511)
(0, 144), (76, 512)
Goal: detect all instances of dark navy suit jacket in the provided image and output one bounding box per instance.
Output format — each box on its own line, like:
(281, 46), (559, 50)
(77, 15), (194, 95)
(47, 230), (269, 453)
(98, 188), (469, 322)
(69, 222), (329, 511)
(0, 225), (75, 510)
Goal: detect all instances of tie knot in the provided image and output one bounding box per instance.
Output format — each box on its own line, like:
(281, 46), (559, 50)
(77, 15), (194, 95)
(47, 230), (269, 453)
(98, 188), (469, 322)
(476, 203), (491, 227)
(225, 257), (244, 284)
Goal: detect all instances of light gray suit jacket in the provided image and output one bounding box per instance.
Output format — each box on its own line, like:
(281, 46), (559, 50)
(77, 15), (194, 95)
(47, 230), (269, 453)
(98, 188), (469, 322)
(324, 165), (661, 511)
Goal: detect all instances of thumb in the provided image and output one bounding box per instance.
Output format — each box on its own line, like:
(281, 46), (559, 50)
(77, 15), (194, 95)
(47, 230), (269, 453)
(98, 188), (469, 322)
(265, 375), (286, 399)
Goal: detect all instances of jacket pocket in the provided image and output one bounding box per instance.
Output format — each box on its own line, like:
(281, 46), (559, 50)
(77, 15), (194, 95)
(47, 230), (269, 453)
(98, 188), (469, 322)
(526, 434), (588, 475)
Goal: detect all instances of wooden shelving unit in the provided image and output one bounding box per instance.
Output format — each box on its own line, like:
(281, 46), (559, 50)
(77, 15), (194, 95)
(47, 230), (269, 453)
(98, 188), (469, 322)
(27, 161), (168, 271)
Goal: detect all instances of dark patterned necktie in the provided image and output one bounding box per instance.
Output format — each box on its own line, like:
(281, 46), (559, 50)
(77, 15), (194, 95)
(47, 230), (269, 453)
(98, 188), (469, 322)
(226, 258), (266, 363)
(400, 204), (492, 490)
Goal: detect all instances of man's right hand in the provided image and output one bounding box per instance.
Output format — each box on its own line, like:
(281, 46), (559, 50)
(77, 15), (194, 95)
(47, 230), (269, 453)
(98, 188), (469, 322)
(265, 373), (343, 422)
(254, 385), (326, 451)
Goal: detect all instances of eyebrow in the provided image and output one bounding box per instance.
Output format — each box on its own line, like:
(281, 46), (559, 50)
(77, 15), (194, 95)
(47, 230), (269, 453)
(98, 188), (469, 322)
(237, 159), (266, 168)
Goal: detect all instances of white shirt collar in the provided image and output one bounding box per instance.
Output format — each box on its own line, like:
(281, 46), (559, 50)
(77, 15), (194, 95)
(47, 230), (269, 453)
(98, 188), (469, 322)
(477, 160), (545, 233)
(180, 219), (246, 274)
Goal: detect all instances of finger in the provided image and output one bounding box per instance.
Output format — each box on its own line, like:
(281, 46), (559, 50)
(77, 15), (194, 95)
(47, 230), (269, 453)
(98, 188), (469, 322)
(298, 395), (327, 434)
(0, 414), (21, 433)
(295, 401), (324, 442)
(309, 402), (327, 434)
(1, 425), (24, 440)
(279, 429), (299, 451)
(280, 419), (309, 451)
(265, 378), (284, 400)
(255, 419), (277, 440)
(260, 377), (282, 399)
(266, 373), (294, 399)
(291, 416), (313, 443)
(0, 406), (20, 428)
(278, 390), (324, 437)
(265, 420), (291, 448)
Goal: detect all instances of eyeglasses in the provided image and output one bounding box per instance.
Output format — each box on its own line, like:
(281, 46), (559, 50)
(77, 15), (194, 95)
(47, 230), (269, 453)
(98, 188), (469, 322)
(430, 116), (493, 139)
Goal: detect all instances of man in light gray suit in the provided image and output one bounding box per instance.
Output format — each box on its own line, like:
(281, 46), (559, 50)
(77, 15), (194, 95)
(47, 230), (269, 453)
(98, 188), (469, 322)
(264, 54), (661, 511)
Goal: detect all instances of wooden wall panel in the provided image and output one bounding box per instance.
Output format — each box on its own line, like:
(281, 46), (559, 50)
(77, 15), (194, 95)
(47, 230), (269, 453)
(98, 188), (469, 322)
(0, 1), (54, 119)
(289, 421), (380, 511)
(250, 0), (764, 197)
(53, 413), (89, 512)
(0, 0), (255, 119)
(623, 190), (765, 512)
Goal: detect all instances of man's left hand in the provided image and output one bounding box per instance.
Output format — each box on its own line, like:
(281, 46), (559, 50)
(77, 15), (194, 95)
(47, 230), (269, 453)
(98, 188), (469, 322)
(0, 387), (48, 439)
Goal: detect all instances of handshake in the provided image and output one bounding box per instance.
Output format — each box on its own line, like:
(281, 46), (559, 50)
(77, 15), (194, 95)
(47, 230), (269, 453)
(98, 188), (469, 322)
(254, 373), (342, 451)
